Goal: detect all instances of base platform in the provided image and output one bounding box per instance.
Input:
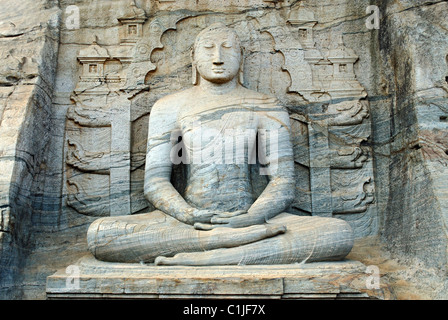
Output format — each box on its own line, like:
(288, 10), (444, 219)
(46, 255), (374, 299)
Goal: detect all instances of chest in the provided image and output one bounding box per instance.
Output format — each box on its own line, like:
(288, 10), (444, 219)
(179, 107), (259, 146)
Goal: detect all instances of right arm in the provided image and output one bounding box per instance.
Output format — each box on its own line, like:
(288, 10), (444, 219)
(144, 99), (210, 225)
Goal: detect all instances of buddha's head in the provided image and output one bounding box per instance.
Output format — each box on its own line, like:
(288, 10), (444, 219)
(192, 23), (244, 85)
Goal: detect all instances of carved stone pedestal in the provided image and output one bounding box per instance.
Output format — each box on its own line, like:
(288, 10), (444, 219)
(46, 255), (373, 300)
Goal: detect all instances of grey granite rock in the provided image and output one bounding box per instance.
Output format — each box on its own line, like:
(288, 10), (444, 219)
(0, 0), (446, 299)
(46, 254), (374, 300)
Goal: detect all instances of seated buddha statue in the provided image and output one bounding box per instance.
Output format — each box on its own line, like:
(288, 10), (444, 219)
(86, 24), (354, 265)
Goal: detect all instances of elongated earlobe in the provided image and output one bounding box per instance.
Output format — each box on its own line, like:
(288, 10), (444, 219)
(238, 48), (244, 85)
(238, 63), (244, 85)
(191, 49), (199, 85)
(192, 64), (198, 85)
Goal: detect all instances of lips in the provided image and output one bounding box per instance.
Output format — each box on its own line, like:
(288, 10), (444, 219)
(212, 67), (226, 73)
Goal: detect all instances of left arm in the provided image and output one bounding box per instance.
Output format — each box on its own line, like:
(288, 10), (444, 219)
(247, 105), (296, 220)
(203, 105), (296, 229)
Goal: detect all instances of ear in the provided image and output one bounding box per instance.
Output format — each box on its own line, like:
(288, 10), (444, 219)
(192, 65), (199, 85)
(191, 48), (198, 85)
(238, 46), (244, 85)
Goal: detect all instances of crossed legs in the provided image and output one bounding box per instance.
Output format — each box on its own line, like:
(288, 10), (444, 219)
(154, 213), (354, 265)
(87, 211), (353, 265)
(87, 210), (286, 263)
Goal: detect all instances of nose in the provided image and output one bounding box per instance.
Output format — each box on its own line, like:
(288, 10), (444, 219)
(212, 47), (224, 65)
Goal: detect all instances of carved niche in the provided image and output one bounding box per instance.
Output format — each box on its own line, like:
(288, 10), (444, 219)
(243, 5), (377, 237)
(64, 1), (148, 217)
(63, 2), (377, 238)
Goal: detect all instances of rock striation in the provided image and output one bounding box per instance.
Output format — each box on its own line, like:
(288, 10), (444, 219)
(0, 0), (446, 299)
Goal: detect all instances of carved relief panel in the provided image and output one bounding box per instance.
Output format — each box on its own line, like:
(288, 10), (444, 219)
(63, 1), (147, 218)
(62, 1), (377, 237)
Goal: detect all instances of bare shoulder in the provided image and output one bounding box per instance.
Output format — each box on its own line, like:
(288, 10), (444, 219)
(238, 87), (286, 111)
(238, 86), (276, 101)
(152, 87), (195, 114)
(148, 88), (197, 132)
(237, 87), (291, 129)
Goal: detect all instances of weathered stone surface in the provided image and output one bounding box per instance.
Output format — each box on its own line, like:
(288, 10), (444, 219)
(0, 0), (61, 299)
(84, 23), (355, 267)
(0, 0), (446, 300)
(370, 0), (448, 299)
(46, 254), (375, 299)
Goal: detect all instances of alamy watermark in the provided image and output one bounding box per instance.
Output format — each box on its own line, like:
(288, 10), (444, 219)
(169, 122), (279, 176)
(65, 5), (80, 30)
(65, 4), (380, 30)
(65, 265), (80, 290)
(366, 5), (380, 30)
(366, 265), (381, 290)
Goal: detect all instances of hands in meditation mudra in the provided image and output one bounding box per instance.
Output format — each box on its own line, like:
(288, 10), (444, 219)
(87, 24), (354, 265)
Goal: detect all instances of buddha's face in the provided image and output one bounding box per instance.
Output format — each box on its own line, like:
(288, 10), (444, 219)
(193, 28), (242, 84)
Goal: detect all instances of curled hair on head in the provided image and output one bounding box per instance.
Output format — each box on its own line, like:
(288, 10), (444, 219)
(191, 23), (245, 86)
(193, 23), (241, 52)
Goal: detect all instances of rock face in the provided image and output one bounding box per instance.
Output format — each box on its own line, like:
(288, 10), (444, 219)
(0, 0), (447, 299)
(373, 0), (448, 299)
(0, 0), (61, 299)
(46, 255), (375, 300)
(83, 23), (355, 267)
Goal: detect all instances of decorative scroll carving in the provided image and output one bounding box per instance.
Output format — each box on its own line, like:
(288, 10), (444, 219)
(326, 100), (370, 126)
(66, 179), (110, 217)
(297, 97), (376, 235)
(64, 94), (132, 217)
(123, 11), (193, 90)
(66, 140), (109, 174)
(66, 139), (134, 175)
(332, 174), (375, 214)
(330, 147), (369, 169)
(66, 104), (112, 127)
